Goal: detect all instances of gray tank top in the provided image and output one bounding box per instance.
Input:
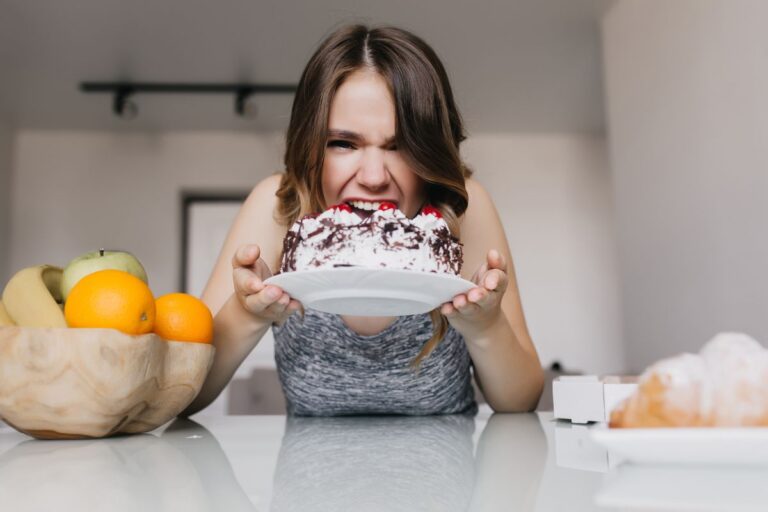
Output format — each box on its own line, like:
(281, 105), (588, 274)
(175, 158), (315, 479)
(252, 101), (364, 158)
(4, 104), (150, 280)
(272, 308), (478, 416)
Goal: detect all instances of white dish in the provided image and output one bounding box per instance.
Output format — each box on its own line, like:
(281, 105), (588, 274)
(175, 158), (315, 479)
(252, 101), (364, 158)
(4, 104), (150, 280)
(590, 426), (768, 466)
(264, 267), (475, 316)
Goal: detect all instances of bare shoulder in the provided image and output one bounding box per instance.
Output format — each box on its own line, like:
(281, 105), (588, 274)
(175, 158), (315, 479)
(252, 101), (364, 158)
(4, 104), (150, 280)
(457, 177), (509, 279)
(239, 173), (286, 234)
(245, 173), (283, 209)
(467, 177), (496, 203)
(238, 173), (287, 265)
(461, 177), (498, 227)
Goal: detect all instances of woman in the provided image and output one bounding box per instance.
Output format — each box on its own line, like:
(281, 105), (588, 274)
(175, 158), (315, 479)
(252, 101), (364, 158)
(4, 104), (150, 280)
(183, 25), (543, 416)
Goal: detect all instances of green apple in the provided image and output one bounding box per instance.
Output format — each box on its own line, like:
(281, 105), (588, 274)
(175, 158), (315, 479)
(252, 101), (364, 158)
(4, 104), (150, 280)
(61, 249), (149, 301)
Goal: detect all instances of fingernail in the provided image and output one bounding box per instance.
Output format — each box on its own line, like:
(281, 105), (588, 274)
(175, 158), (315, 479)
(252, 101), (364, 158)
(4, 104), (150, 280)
(266, 287), (280, 300)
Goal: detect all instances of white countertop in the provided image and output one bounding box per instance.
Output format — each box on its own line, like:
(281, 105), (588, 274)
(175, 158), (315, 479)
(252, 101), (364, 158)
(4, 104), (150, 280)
(0, 410), (766, 511)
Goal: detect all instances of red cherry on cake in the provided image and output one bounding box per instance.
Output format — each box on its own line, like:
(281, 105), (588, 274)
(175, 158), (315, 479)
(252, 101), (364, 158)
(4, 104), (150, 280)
(377, 201), (397, 211)
(328, 203), (352, 212)
(421, 205), (442, 218)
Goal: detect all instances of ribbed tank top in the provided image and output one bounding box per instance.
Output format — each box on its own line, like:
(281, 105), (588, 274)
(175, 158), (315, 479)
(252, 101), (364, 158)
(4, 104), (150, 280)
(272, 308), (478, 416)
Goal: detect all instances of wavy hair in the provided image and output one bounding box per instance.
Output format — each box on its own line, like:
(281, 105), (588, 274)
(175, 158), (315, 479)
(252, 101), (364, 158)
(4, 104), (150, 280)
(276, 25), (472, 366)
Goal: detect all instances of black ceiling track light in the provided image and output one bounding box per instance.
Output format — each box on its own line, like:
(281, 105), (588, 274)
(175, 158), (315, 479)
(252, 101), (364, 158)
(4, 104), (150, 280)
(80, 82), (298, 119)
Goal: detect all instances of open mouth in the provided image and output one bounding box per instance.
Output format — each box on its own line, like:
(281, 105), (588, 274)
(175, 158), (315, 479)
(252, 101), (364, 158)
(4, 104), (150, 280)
(345, 200), (397, 220)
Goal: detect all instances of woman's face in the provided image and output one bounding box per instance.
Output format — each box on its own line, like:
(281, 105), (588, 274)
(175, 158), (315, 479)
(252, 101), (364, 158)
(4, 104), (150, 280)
(321, 69), (426, 219)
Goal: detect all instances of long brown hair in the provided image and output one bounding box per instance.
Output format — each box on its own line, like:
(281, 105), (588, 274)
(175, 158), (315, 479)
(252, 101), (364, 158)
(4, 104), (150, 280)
(276, 25), (472, 366)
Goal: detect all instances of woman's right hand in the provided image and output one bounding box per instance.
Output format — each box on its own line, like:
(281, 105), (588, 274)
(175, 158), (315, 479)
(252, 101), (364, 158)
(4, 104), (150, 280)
(232, 244), (302, 325)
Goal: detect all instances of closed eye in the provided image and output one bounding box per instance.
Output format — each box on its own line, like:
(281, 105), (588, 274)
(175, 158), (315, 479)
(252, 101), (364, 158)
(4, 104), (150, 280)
(327, 140), (355, 150)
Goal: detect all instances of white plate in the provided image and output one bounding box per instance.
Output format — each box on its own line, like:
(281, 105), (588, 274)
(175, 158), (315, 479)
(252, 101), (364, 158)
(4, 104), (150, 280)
(590, 426), (768, 466)
(263, 267), (475, 316)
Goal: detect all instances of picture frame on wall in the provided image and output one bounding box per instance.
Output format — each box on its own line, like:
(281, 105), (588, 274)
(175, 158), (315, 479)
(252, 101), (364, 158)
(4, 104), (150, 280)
(180, 190), (249, 297)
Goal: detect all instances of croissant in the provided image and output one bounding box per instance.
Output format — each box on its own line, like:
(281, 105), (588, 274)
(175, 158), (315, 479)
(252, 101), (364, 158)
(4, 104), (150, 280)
(610, 333), (768, 428)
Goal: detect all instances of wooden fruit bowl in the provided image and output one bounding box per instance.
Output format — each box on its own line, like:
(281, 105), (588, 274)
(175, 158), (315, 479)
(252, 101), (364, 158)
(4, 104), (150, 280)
(0, 326), (214, 439)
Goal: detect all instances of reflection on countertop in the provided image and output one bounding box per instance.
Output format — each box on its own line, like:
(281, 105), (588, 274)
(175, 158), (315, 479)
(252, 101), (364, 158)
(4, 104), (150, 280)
(2, 412), (766, 511)
(270, 412), (548, 512)
(271, 414), (477, 511)
(0, 418), (256, 512)
(0, 412), (551, 512)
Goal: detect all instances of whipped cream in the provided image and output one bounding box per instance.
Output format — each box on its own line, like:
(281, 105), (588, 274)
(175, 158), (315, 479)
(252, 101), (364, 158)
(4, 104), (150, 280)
(280, 206), (463, 275)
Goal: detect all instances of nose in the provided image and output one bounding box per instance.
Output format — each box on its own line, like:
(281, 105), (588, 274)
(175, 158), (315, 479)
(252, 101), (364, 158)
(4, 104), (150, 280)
(355, 147), (390, 190)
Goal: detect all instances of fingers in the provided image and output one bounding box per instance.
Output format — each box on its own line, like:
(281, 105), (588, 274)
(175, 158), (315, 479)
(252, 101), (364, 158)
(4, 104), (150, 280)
(232, 244), (261, 269)
(487, 249), (507, 272)
(233, 266), (264, 297)
(441, 291), (480, 317)
(246, 287), (286, 312)
(238, 276), (301, 317)
(441, 250), (509, 323)
(245, 289), (301, 319)
(470, 250), (505, 283)
(482, 268), (507, 293)
(463, 269), (506, 311)
(479, 249), (508, 293)
(231, 243), (300, 321)
(239, 283), (302, 322)
(272, 298), (304, 327)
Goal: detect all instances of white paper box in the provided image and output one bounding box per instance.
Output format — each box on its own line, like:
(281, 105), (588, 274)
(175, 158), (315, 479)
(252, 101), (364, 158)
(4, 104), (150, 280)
(552, 375), (638, 424)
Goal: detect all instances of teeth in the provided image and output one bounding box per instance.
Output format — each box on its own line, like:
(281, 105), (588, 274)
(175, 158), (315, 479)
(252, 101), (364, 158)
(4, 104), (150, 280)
(348, 200), (384, 211)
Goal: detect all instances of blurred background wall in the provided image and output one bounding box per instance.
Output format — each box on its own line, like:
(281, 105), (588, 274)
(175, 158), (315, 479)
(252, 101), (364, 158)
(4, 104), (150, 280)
(602, 0), (768, 371)
(0, 123), (11, 281)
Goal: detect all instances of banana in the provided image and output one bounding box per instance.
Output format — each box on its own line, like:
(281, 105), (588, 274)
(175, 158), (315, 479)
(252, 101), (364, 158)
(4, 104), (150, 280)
(0, 300), (15, 326)
(2, 265), (67, 327)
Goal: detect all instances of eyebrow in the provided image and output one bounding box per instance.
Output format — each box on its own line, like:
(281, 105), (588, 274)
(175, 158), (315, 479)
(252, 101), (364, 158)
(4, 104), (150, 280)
(327, 129), (396, 145)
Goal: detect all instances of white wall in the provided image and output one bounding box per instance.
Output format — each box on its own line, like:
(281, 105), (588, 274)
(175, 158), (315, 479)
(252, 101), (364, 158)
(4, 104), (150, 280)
(0, 122), (12, 281)
(9, 131), (284, 293)
(602, 0), (768, 371)
(7, 130), (623, 412)
(463, 135), (622, 376)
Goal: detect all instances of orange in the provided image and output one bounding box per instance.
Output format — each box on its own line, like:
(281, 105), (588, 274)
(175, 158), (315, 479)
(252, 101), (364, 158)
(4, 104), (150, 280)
(154, 293), (213, 344)
(64, 269), (155, 335)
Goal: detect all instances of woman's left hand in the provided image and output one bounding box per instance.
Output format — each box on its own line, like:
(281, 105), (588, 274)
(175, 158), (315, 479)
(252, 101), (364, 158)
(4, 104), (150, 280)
(440, 249), (508, 337)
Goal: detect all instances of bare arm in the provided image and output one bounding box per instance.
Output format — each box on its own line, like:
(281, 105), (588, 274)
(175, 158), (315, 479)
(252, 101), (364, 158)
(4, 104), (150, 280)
(200, 174), (287, 317)
(442, 178), (544, 412)
(182, 174), (300, 416)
